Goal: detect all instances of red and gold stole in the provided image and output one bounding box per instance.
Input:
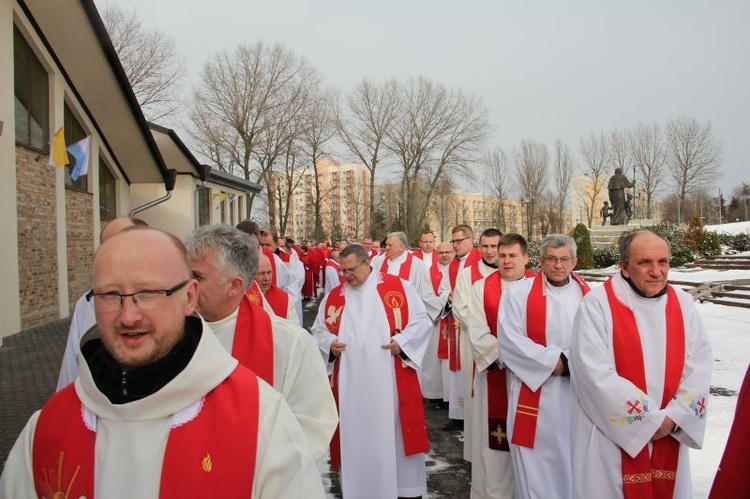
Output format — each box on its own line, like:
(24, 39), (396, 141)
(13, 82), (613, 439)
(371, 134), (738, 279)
(33, 367), (260, 498)
(275, 249), (291, 265)
(381, 252), (414, 280)
(511, 273), (589, 448)
(324, 274), (429, 470)
(604, 278), (684, 499)
(232, 294), (275, 386)
(482, 271), (509, 451)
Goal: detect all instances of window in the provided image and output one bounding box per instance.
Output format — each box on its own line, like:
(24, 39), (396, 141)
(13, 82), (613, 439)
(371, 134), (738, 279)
(197, 185), (210, 226)
(99, 160), (117, 220)
(14, 27), (49, 151)
(64, 103), (87, 190)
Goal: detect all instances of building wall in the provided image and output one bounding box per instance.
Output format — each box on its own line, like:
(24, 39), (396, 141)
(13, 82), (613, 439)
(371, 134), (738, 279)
(0, 0), (21, 343)
(66, 189), (94, 309)
(16, 146), (60, 328)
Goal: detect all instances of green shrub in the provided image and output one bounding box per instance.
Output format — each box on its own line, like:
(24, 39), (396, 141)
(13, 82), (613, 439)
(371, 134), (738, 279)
(526, 239), (540, 270)
(593, 247), (619, 268)
(643, 224), (695, 267)
(572, 223), (594, 269)
(719, 232), (750, 252)
(684, 214), (721, 256)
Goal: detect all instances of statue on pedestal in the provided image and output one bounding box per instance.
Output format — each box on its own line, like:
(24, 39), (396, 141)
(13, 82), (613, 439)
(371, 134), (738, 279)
(607, 168), (634, 225)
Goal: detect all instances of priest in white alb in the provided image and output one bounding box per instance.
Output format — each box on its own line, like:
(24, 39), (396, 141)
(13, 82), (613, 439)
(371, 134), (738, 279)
(467, 231), (529, 499)
(498, 234), (589, 499)
(312, 244), (433, 499)
(570, 229), (712, 498)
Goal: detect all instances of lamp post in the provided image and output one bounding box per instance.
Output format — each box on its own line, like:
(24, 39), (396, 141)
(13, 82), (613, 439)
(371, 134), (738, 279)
(522, 198), (531, 239)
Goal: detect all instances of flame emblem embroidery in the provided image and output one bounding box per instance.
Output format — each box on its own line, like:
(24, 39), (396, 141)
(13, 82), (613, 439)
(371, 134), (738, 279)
(202, 453), (212, 472)
(384, 291), (405, 309)
(38, 451), (84, 499)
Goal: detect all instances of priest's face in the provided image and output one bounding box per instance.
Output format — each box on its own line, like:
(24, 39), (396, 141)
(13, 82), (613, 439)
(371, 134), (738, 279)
(498, 243), (529, 281)
(189, 248), (241, 322)
(92, 229), (198, 368)
(340, 254), (371, 286)
(620, 232), (670, 297)
(479, 235), (501, 265)
(362, 237), (373, 250)
(436, 243), (455, 265)
(255, 255), (274, 293)
(385, 237), (406, 260)
(451, 231), (473, 257)
(541, 246), (577, 287)
(419, 233), (435, 253)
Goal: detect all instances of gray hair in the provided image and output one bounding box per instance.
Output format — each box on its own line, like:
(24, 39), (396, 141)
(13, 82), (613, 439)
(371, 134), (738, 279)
(618, 229), (671, 264)
(386, 231), (408, 247)
(540, 234), (577, 260)
(340, 244), (370, 262)
(185, 224), (258, 291)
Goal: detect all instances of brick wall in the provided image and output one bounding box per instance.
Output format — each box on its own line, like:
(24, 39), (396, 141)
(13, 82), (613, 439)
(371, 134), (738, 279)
(16, 146), (59, 328)
(66, 189), (94, 310)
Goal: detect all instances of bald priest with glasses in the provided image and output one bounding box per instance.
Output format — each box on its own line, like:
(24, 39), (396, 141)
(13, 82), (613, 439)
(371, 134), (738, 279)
(0, 227), (325, 498)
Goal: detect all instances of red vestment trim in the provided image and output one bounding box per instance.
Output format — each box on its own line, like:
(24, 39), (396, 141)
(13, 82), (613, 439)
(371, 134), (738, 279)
(414, 250), (442, 295)
(33, 367), (260, 498)
(262, 247), (278, 286)
(263, 284), (290, 319)
(275, 249), (291, 264)
(381, 252), (414, 281)
(232, 295), (275, 386)
(511, 273), (589, 448)
(324, 275), (429, 470)
(604, 278), (684, 499)
(482, 271), (509, 451)
(449, 249), (481, 289)
(326, 260), (345, 286)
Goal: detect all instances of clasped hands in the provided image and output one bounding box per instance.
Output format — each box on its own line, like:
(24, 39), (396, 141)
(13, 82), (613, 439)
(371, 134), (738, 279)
(329, 339), (402, 357)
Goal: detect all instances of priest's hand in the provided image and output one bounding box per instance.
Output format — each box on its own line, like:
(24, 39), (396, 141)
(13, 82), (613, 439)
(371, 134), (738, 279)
(331, 340), (347, 357)
(652, 416), (676, 440)
(381, 339), (402, 356)
(553, 358), (565, 376)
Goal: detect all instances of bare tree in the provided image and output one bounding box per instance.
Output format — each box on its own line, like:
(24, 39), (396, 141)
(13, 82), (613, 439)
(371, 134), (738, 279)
(577, 132), (612, 227)
(629, 122), (667, 219)
(101, 4), (185, 121)
(387, 77), (491, 238)
(665, 117), (723, 223)
(514, 139), (549, 238)
(484, 146), (514, 232)
(551, 139), (573, 232)
(189, 41), (318, 218)
(610, 128), (633, 181)
(300, 89), (337, 240)
(431, 178), (459, 241)
(335, 79), (400, 237)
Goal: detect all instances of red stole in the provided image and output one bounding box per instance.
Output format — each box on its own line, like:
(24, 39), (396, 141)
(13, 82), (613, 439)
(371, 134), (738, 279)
(381, 252), (414, 280)
(33, 367), (259, 498)
(413, 250), (442, 295)
(275, 249), (291, 264)
(263, 284), (290, 319)
(511, 273), (590, 448)
(261, 247), (278, 286)
(233, 294), (275, 386)
(448, 248), (481, 289)
(604, 278), (685, 499)
(482, 272), (510, 451)
(324, 275), (429, 469)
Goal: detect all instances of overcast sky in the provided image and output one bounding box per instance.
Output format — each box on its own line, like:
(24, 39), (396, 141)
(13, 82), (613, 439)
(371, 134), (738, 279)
(102, 0), (749, 198)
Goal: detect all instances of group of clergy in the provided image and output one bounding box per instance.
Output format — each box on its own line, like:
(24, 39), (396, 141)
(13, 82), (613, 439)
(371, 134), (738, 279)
(1, 215), (714, 499)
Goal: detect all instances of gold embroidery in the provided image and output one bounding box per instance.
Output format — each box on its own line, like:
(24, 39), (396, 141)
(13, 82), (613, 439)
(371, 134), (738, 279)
(325, 305), (343, 326)
(653, 469), (677, 480)
(622, 472), (652, 483)
(491, 424), (507, 445)
(38, 451), (82, 499)
(202, 453), (212, 472)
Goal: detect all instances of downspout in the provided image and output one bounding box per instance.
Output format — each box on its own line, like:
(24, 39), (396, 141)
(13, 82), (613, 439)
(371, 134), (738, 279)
(129, 169), (177, 217)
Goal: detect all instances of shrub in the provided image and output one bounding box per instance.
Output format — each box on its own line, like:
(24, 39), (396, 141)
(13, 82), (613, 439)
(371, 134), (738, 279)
(571, 223), (594, 269)
(720, 232), (750, 252)
(526, 239), (540, 270)
(644, 224), (695, 267)
(684, 213), (721, 256)
(593, 247), (619, 268)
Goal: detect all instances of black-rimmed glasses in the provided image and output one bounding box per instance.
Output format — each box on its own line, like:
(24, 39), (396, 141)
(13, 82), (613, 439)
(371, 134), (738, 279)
(86, 281), (189, 312)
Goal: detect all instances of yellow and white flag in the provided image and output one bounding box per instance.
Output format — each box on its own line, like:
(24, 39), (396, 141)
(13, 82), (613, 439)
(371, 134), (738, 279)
(48, 127), (69, 168)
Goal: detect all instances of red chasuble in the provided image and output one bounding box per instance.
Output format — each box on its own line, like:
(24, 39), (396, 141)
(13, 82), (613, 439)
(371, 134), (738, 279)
(32, 366), (260, 498)
(604, 278), (685, 499)
(233, 293), (275, 386)
(511, 273), (589, 448)
(324, 274), (429, 470)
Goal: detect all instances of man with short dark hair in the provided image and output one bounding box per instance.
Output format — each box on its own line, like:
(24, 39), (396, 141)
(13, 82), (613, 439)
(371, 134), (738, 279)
(570, 229), (712, 498)
(498, 234), (589, 499)
(311, 244), (432, 498)
(1, 227), (325, 498)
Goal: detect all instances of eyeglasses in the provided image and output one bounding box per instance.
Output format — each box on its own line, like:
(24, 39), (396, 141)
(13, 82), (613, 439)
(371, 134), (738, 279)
(437, 251), (455, 255)
(542, 256), (573, 265)
(450, 237), (470, 245)
(341, 261), (368, 275)
(86, 281), (189, 312)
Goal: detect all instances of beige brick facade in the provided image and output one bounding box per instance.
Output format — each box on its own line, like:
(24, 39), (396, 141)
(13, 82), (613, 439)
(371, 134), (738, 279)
(66, 188), (94, 310)
(15, 146), (60, 328)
